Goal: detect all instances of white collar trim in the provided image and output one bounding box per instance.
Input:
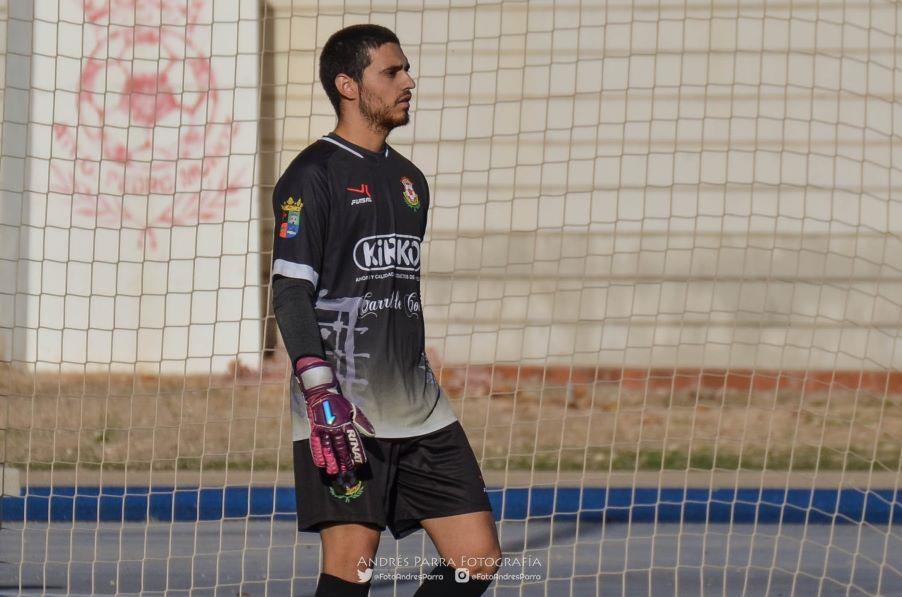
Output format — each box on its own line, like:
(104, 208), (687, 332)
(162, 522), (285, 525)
(320, 136), (363, 158)
(320, 136), (390, 158)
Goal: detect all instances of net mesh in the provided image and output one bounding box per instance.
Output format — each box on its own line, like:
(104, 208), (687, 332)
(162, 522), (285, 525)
(2, 0), (901, 595)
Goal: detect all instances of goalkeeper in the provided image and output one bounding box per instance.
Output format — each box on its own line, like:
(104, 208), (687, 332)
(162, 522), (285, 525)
(271, 24), (501, 597)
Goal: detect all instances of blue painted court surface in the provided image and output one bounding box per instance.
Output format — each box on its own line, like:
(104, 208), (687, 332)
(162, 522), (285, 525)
(3, 519), (901, 596)
(5, 486), (900, 524)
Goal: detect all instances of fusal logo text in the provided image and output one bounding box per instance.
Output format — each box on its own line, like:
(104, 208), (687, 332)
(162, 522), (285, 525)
(354, 234), (421, 271)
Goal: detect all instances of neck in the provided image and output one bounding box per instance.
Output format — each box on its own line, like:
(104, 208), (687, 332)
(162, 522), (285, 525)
(333, 116), (389, 153)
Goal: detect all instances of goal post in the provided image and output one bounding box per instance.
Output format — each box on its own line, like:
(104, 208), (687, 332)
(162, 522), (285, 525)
(2, 0), (901, 595)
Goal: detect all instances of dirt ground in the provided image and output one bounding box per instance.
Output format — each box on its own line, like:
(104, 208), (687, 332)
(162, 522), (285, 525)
(2, 363), (901, 476)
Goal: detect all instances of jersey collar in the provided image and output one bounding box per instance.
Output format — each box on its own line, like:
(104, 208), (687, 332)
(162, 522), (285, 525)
(321, 133), (391, 160)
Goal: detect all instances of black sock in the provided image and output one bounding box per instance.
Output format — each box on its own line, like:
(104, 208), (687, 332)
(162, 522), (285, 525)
(315, 572), (370, 596)
(413, 565), (494, 596)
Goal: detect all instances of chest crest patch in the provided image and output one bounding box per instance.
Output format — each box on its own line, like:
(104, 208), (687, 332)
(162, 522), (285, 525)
(279, 196), (303, 238)
(400, 176), (421, 212)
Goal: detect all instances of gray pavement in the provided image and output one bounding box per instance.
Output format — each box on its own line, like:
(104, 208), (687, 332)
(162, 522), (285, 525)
(2, 520), (901, 596)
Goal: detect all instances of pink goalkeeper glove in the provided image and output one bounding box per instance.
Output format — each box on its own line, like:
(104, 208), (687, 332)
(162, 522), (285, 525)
(295, 357), (375, 483)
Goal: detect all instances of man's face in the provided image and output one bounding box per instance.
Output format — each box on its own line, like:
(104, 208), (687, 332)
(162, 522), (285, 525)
(356, 42), (415, 132)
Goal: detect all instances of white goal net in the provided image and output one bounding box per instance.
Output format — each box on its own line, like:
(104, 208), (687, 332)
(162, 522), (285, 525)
(2, 0), (901, 595)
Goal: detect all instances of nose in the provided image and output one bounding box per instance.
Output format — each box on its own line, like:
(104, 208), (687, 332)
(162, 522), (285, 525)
(404, 70), (416, 90)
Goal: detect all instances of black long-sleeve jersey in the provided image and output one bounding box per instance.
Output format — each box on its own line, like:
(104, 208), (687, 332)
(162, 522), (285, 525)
(271, 132), (457, 439)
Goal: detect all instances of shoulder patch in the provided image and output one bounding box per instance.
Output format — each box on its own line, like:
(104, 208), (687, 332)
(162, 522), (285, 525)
(279, 197), (303, 238)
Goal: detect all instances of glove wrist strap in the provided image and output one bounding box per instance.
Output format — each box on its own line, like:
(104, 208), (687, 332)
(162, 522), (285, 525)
(295, 356), (334, 392)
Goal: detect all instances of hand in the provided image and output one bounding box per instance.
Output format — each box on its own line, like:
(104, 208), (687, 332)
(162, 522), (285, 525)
(295, 357), (375, 485)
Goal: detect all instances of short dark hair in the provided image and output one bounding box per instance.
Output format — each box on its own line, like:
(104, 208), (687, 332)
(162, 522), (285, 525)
(319, 24), (400, 116)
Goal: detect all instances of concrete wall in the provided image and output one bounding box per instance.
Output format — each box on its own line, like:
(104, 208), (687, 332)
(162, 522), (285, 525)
(2, 0), (262, 373)
(3, 0), (901, 371)
(263, 1), (902, 369)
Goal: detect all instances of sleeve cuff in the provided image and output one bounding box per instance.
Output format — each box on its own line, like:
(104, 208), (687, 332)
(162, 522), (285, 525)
(272, 259), (319, 287)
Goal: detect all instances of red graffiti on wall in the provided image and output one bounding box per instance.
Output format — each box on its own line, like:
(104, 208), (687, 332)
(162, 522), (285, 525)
(50, 0), (252, 252)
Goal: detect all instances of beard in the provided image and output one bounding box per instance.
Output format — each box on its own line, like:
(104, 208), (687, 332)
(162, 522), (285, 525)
(358, 85), (409, 133)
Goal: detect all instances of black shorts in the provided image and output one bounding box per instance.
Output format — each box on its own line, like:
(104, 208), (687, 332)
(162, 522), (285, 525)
(293, 421), (492, 539)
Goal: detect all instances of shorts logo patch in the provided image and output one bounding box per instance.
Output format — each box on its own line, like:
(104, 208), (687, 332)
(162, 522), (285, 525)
(329, 480), (365, 503)
(400, 176), (420, 211)
(279, 196), (303, 238)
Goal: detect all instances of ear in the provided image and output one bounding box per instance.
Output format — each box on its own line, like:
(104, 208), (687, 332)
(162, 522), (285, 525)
(334, 73), (358, 102)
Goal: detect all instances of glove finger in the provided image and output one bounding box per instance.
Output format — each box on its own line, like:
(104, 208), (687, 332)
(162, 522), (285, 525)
(351, 406), (376, 437)
(309, 432), (327, 469)
(306, 403), (327, 468)
(329, 430), (355, 472)
(319, 433), (340, 476)
(344, 427), (367, 466)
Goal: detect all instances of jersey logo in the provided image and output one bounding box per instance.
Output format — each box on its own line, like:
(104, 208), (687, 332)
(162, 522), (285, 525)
(400, 176), (420, 211)
(354, 234), (421, 272)
(279, 197), (302, 238)
(347, 183), (371, 196)
(347, 183), (373, 205)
